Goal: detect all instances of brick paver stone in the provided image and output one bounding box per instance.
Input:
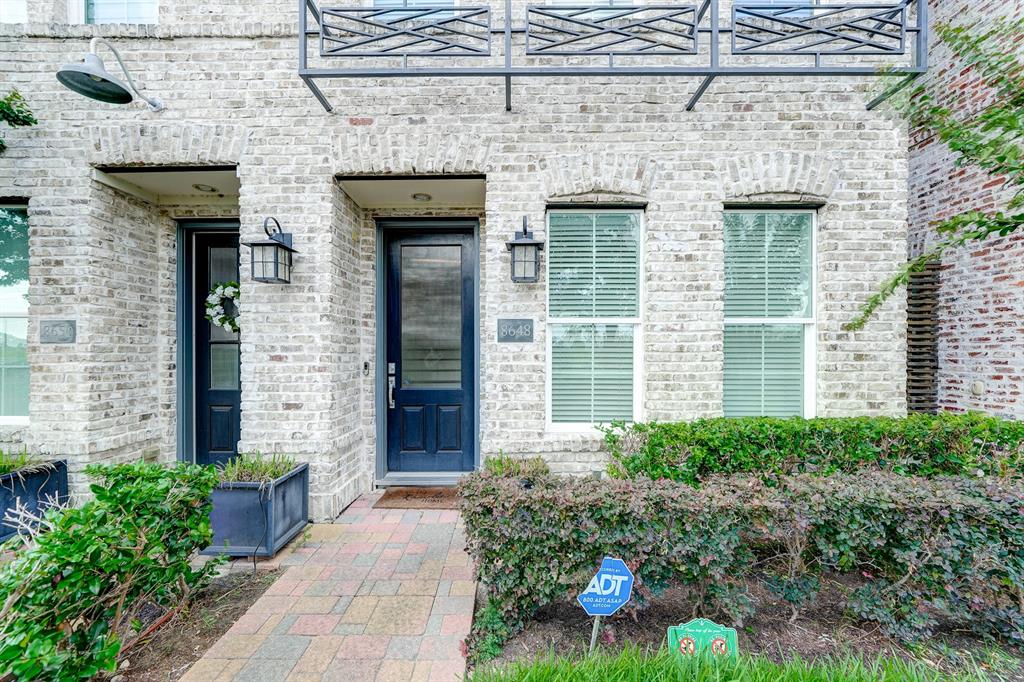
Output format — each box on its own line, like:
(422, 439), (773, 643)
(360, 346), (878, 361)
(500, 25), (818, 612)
(185, 493), (475, 681)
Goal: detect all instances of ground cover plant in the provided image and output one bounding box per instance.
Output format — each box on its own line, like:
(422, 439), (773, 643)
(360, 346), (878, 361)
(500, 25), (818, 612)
(0, 462), (221, 681)
(460, 467), (1023, 664)
(603, 413), (1024, 485)
(470, 647), (985, 682)
(120, 569), (280, 681)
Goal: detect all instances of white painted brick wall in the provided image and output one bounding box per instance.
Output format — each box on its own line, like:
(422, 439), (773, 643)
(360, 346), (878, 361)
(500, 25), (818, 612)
(0, 0), (909, 516)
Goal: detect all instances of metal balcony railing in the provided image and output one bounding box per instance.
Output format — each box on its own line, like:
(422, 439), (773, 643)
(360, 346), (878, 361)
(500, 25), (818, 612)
(299, 0), (928, 112)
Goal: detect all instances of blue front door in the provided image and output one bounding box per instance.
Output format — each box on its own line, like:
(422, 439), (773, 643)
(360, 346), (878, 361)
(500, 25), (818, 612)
(192, 231), (241, 467)
(385, 227), (476, 473)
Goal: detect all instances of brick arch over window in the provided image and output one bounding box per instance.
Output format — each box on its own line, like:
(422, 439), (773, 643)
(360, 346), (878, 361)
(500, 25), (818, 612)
(540, 153), (658, 201)
(86, 123), (252, 166)
(721, 152), (840, 203)
(332, 132), (494, 175)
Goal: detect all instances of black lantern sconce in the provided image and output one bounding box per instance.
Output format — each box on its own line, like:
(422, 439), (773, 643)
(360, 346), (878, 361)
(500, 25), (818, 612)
(245, 217), (297, 284)
(506, 216), (545, 283)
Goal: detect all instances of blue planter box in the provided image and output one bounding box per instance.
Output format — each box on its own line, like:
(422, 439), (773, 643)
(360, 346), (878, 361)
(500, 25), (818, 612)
(202, 463), (309, 558)
(0, 460), (69, 543)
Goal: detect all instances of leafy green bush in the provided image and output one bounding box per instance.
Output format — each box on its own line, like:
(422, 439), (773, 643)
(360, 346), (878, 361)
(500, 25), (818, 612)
(470, 647), (984, 682)
(0, 90), (36, 154)
(459, 470), (1023, 661)
(603, 413), (1024, 484)
(0, 462), (221, 680)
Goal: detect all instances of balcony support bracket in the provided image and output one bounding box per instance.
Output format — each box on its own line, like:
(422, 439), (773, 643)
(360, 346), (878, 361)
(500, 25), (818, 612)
(686, 75), (716, 111)
(866, 73), (920, 111)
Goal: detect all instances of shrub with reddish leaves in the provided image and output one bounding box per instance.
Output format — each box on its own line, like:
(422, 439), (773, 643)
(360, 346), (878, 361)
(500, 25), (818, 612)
(459, 470), (1023, 661)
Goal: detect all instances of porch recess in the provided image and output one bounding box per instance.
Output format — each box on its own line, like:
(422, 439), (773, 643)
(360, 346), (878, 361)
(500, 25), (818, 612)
(298, 0), (928, 112)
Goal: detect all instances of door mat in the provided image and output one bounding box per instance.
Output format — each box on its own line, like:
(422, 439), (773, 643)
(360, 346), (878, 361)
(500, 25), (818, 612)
(374, 486), (460, 510)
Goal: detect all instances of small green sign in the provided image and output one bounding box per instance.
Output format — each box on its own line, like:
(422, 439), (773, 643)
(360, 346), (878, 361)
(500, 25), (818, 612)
(667, 618), (738, 659)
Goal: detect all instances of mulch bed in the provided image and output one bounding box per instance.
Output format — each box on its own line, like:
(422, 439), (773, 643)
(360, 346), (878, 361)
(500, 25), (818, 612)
(485, 574), (1024, 679)
(118, 569), (280, 681)
(375, 486), (460, 509)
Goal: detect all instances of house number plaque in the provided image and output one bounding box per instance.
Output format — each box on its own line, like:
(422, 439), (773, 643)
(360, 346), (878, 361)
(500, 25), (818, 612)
(497, 319), (533, 343)
(40, 320), (76, 344)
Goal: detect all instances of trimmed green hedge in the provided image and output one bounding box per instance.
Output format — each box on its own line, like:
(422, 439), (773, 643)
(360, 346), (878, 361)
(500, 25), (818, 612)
(603, 413), (1024, 484)
(460, 470), (1024, 661)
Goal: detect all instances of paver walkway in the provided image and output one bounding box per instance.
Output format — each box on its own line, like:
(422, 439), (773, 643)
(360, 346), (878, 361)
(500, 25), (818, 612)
(182, 493), (475, 682)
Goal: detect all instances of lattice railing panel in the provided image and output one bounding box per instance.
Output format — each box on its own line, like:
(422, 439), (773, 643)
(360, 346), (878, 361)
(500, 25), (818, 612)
(733, 3), (906, 55)
(320, 7), (491, 57)
(526, 5), (699, 56)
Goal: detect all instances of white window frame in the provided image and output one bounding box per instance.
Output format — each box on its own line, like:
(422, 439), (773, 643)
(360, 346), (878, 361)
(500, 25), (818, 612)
(68, 0), (159, 24)
(545, 208), (644, 433)
(0, 203), (29, 426)
(722, 208), (816, 419)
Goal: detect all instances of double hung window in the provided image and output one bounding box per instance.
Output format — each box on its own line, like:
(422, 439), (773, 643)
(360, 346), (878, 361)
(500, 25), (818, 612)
(723, 210), (815, 417)
(547, 211), (642, 427)
(84, 0), (158, 24)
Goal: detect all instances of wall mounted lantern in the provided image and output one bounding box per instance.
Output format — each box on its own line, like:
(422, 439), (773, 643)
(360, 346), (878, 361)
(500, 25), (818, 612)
(506, 216), (544, 283)
(246, 217), (297, 284)
(56, 37), (164, 111)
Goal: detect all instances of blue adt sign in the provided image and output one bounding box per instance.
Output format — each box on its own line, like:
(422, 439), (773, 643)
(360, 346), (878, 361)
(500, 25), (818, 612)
(577, 556), (634, 617)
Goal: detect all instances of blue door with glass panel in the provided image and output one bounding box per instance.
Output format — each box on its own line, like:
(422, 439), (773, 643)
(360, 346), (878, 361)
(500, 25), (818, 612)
(385, 227), (475, 473)
(191, 232), (241, 467)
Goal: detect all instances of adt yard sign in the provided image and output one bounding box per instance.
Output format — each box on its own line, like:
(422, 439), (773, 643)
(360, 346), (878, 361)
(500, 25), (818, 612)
(577, 556), (634, 617)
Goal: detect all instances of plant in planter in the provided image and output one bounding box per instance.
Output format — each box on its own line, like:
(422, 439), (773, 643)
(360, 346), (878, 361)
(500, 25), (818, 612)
(203, 453), (309, 558)
(0, 449), (68, 544)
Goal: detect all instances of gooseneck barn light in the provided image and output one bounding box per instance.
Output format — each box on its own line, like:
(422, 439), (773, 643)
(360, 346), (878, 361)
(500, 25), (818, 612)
(56, 37), (165, 111)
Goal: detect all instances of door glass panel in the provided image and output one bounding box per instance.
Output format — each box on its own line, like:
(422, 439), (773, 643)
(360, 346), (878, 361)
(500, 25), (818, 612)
(400, 245), (462, 388)
(208, 246), (239, 342)
(210, 344), (240, 390)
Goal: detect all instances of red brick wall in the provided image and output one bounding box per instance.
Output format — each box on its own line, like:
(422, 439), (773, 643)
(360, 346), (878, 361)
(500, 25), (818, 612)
(908, 0), (1024, 418)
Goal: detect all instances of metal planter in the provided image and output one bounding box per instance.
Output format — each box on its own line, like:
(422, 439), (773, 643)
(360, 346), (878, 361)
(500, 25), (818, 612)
(203, 462), (309, 558)
(0, 460), (69, 543)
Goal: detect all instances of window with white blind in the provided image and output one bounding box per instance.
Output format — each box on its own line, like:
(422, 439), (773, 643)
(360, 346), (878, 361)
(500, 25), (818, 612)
(372, 0), (455, 21)
(0, 0), (27, 23)
(0, 205), (28, 422)
(744, 0), (817, 18)
(546, 0), (635, 5)
(373, 0), (454, 6)
(723, 210), (815, 418)
(82, 0), (157, 24)
(547, 211), (642, 427)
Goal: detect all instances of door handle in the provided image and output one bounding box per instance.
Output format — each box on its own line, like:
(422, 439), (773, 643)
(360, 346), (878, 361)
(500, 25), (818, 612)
(388, 376), (396, 409)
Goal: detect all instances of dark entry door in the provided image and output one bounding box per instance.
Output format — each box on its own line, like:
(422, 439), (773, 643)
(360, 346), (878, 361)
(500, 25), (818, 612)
(193, 232), (241, 467)
(385, 228), (476, 473)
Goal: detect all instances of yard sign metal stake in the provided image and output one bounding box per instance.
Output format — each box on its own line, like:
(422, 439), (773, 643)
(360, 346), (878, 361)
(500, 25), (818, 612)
(588, 615), (601, 655)
(576, 556), (634, 656)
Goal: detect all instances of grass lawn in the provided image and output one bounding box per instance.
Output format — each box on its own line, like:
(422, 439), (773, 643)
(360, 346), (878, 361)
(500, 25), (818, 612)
(470, 647), (985, 682)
